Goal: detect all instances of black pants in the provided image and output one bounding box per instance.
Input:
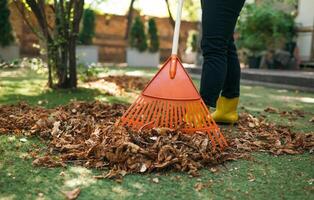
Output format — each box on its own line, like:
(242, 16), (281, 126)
(200, 0), (245, 107)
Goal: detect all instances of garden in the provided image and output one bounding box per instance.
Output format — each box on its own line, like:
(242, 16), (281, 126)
(0, 0), (313, 200)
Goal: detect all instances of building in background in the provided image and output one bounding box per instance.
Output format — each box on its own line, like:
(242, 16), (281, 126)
(295, 0), (314, 64)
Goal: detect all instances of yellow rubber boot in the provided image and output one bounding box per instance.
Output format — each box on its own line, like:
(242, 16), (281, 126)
(212, 96), (239, 124)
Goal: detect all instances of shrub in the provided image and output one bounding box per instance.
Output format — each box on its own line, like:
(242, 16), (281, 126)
(79, 9), (96, 45)
(129, 16), (147, 52)
(186, 30), (198, 52)
(0, 0), (14, 47)
(237, 4), (295, 56)
(147, 18), (160, 53)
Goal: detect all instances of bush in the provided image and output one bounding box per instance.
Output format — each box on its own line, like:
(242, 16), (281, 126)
(129, 16), (148, 52)
(79, 9), (96, 45)
(186, 30), (198, 52)
(237, 4), (295, 56)
(0, 0), (14, 47)
(147, 18), (160, 53)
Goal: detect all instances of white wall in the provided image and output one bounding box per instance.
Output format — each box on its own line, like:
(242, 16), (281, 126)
(295, 0), (314, 27)
(295, 0), (314, 61)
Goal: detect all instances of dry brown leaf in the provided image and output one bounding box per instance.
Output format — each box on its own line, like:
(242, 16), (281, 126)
(194, 182), (205, 192)
(1, 102), (313, 181)
(63, 188), (81, 200)
(264, 107), (279, 113)
(247, 173), (255, 182)
(209, 167), (218, 173)
(140, 164), (147, 173)
(152, 178), (159, 183)
(51, 121), (61, 136)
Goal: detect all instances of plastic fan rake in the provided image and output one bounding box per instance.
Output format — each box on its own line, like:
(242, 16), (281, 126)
(118, 0), (227, 150)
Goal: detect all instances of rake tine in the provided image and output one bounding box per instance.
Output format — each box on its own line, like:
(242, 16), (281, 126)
(118, 55), (228, 150)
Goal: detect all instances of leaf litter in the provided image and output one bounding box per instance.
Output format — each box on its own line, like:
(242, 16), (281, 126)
(0, 101), (313, 180)
(82, 75), (149, 96)
(102, 75), (148, 91)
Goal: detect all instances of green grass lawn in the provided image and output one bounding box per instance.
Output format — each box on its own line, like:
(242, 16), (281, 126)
(0, 67), (313, 200)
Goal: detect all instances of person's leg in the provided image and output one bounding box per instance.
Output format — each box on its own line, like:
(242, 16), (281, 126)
(212, 37), (241, 123)
(221, 37), (241, 98)
(200, 0), (245, 107)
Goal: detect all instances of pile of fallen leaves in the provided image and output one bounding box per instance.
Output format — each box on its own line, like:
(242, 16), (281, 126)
(228, 113), (313, 155)
(0, 101), (313, 179)
(264, 106), (307, 121)
(102, 75), (148, 91)
(82, 75), (149, 96)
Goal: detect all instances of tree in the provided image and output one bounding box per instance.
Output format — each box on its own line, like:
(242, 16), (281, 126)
(164, 0), (201, 28)
(129, 16), (147, 52)
(0, 0), (15, 47)
(183, 0), (201, 22)
(14, 0), (84, 88)
(164, 0), (175, 28)
(147, 18), (159, 53)
(187, 30), (198, 52)
(125, 0), (136, 39)
(79, 8), (96, 45)
(237, 4), (296, 56)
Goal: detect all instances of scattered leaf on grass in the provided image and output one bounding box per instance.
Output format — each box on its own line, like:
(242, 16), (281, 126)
(19, 138), (27, 143)
(209, 167), (218, 173)
(264, 107), (279, 113)
(194, 182), (205, 192)
(247, 173), (255, 182)
(63, 188), (81, 200)
(140, 164), (147, 173)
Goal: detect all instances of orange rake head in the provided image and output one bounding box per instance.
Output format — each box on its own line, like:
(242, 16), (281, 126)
(118, 55), (228, 150)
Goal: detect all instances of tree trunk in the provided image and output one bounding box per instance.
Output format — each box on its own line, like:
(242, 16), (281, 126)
(46, 48), (54, 88)
(59, 0), (69, 87)
(68, 40), (76, 88)
(18, 0), (84, 89)
(68, 0), (84, 88)
(125, 0), (136, 40)
(165, 0), (175, 29)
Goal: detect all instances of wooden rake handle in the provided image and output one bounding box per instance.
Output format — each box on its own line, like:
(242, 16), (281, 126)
(170, 0), (184, 79)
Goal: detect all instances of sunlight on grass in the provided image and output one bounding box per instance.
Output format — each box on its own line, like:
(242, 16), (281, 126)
(82, 80), (122, 96)
(241, 93), (261, 98)
(63, 167), (96, 188)
(0, 194), (16, 200)
(95, 96), (109, 102)
(271, 95), (314, 104)
(125, 70), (156, 77)
(241, 85), (253, 90)
(111, 186), (132, 198)
(242, 106), (264, 112)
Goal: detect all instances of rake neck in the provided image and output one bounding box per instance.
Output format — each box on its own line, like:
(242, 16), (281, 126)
(171, 0), (184, 56)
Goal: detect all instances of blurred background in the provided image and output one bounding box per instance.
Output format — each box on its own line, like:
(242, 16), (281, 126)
(0, 0), (313, 91)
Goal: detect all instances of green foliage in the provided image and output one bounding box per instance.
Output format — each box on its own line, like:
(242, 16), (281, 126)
(129, 16), (147, 52)
(183, 0), (201, 21)
(186, 30), (198, 52)
(0, 0), (14, 47)
(80, 67), (99, 82)
(79, 9), (96, 45)
(260, 0), (298, 6)
(147, 18), (159, 53)
(78, 65), (105, 82)
(237, 4), (296, 55)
